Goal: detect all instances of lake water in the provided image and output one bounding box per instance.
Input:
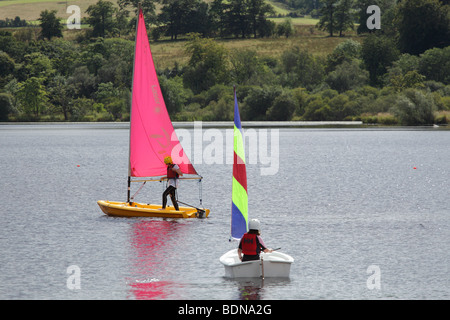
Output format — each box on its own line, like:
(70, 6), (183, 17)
(0, 123), (449, 300)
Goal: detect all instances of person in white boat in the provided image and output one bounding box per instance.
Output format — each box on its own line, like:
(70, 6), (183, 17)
(161, 156), (182, 211)
(238, 219), (273, 262)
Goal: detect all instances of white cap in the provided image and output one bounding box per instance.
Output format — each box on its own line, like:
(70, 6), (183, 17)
(248, 219), (261, 231)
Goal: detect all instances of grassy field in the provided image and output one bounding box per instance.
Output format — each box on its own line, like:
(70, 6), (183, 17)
(63, 23), (355, 70)
(0, 0), (360, 69)
(0, 0), (101, 20)
(150, 33), (361, 69)
(270, 17), (320, 25)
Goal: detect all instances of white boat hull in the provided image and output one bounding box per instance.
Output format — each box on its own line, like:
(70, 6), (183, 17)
(219, 249), (294, 278)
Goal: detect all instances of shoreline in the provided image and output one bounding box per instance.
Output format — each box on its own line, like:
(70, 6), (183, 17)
(0, 120), (448, 130)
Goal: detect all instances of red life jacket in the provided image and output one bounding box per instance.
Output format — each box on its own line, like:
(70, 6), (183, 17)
(241, 233), (258, 255)
(167, 164), (179, 179)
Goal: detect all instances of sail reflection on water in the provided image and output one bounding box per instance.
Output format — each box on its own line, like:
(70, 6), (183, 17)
(128, 220), (183, 299)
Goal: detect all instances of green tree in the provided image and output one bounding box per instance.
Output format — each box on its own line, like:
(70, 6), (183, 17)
(22, 52), (55, 81)
(183, 35), (229, 94)
(38, 10), (63, 40)
(86, 0), (117, 38)
(317, 0), (338, 37)
(95, 82), (119, 102)
(242, 85), (282, 120)
(17, 77), (48, 119)
(0, 51), (15, 87)
(158, 0), (199, 40)
(328, 93), (355, 120)
(221, 0), (275, 38)
(391, 88), (436, 125)
(256, 17), (276, 38)
(0, 51), (14, 76)
(117, 0), (157, 19)
(266, 90), (297, 120)
(3, 79), (20, 113)
(48, 75), (73, 120)
(325, 60), (369, 93)
(102, 97), (127, 120)
(379, 0), (398, 36)
(247, 0), (275, 38)
(390, 53), (420, 74)
(201, 94), (233, 120)
(291, 87), (309, 118)
(83, 38), (134, 87)
(276, 18), (294, 38)
(361, 34), (399, 86)
(384, 53), (420, 86)
(388, 70), (426, 92)
(280, 46), (325, 90)
(418, 46), (450, 85)
(326, 39), (362, 72)
(70, 97), (96, 121)
(189, 1), (214, 37)
(0, 93), (13, 121)
(67, 66), (98, 99)
(225, 0), (251, 38)
(303, 95), (333, 120)
(229, 48), (275, 86)
(114, 7), (132, 37)
(94, 82), (130, 120)
(37, 39), (80, 77)
(159, 76), (192, 115)
(0, 31), (27, 62)
(394, 0), (450, 55)
(210, 0), (228, 37)
(335, 0), (354, 37)
(97, 53), (131, 88)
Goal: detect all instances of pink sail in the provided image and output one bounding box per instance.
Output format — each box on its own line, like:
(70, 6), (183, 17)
(129, 9), (196, 177)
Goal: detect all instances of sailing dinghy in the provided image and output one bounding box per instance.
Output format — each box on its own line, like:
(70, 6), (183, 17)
(97, 8), (209, 219)
(219, 88), (293, 278)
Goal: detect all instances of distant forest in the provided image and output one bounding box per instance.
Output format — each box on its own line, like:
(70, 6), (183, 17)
(0, 17), (28, 28)
(0, 0), (449, 125)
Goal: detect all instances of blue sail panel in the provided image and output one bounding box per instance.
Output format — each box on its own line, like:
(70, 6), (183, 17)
(231, 202), (247, 240)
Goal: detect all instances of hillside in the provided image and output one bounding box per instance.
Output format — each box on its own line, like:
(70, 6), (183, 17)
(0, 0), (333, 69)
(1, 0), (448, 125)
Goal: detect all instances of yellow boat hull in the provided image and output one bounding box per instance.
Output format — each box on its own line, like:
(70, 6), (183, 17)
(97, 200), (210, 218)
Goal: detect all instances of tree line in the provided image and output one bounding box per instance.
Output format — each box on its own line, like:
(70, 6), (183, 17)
(74, 0), (283, 40)
(0, 17), (28, 28)
(0, 0), (449, 125)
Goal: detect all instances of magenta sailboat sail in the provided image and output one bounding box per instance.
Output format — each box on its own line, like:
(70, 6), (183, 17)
(129, 9), (196, 178)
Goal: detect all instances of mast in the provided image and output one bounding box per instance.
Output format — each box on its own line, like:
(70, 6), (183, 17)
(127, 3), (141, 203)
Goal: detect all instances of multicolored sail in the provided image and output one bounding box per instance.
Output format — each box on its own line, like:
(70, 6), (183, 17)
(231, 87), (248, 240)
(129, 8), (196, 178)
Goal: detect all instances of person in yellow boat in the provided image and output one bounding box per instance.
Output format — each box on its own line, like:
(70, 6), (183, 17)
(162, 156), (183, 211)
(238, 219), (273, 262)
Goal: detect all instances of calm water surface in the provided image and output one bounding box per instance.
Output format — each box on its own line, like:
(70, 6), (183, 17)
(0, 123), (449, 300)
